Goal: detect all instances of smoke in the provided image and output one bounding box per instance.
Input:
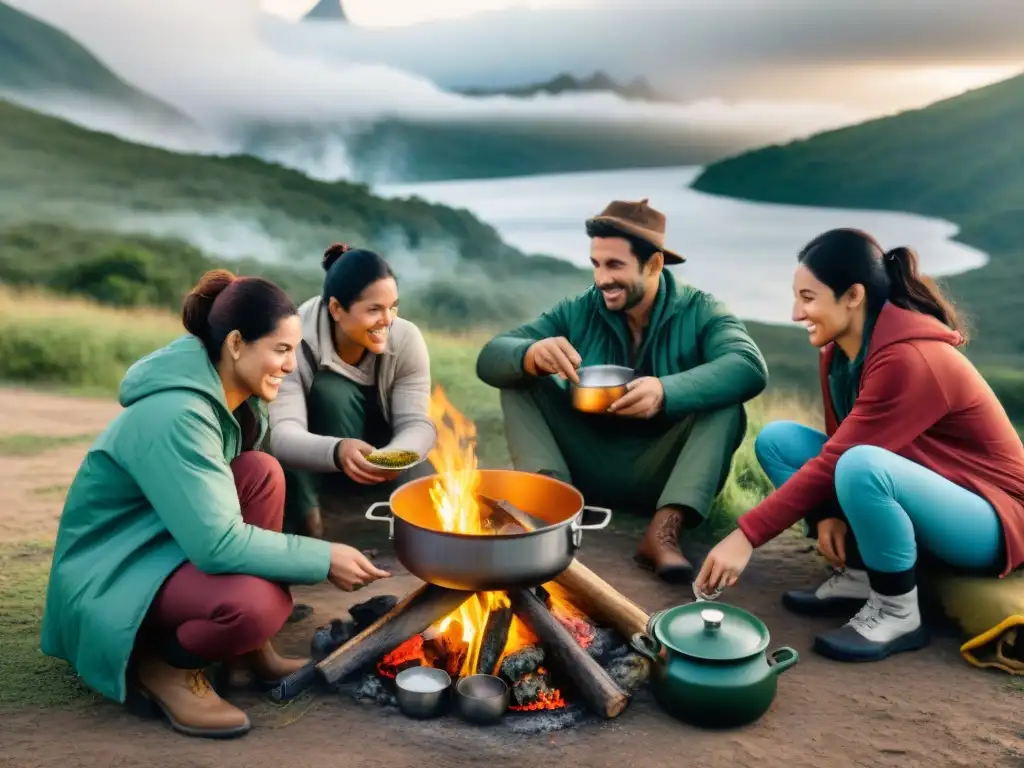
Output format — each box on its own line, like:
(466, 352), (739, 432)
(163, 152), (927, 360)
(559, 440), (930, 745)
(4, 0), (869, 180)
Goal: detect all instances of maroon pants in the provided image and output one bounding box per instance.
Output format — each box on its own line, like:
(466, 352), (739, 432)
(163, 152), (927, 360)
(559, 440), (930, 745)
(145, 451), (294, 664)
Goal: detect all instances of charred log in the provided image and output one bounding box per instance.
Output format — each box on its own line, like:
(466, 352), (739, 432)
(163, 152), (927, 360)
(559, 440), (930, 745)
(475, 606), (514, 676)
(499, 645), (545, 682)
(317, 584), (473, 685)
(509, 588), (629, 719)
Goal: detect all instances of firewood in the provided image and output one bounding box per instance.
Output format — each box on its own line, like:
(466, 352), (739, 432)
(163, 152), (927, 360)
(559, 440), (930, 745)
(550, 560), (651, 641)
(316, 584), (473, 685)
(509, 588), (629, 719)
(475, 605), (514, 676)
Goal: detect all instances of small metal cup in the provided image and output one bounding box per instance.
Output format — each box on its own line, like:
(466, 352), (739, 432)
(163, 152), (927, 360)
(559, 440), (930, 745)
(454, 674), (510, 725)
(394, 667), (452, 719)
(571, 365), (635, 414)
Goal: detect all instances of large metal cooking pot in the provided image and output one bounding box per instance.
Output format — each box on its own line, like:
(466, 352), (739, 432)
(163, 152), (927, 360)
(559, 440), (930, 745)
(365, 468), (612, 591)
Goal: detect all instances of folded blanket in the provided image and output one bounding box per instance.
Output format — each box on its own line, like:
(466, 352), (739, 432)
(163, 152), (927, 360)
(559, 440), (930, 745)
(931, 571), (1023, 675)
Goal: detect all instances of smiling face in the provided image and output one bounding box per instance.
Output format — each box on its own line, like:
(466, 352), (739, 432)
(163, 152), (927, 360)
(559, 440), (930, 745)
(590, 236), (660, 312)
(792, 263), (866, 348)
(329, 276), (399, 356)
(225, 313), (302, 402)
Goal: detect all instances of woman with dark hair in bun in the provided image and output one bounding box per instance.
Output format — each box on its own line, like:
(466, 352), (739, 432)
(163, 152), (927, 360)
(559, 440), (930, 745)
(40, 269), (390, 740)
(695, 228), (1024, 663)
(267, 243), (436, 537)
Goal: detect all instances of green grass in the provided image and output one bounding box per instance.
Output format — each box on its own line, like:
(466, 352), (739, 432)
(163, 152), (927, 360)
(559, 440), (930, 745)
(0, 541), (103, 710)
(0, 434), (95, 457)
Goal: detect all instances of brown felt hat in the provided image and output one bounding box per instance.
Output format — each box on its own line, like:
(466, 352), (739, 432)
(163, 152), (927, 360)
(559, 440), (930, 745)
(585, 198), (684, 265)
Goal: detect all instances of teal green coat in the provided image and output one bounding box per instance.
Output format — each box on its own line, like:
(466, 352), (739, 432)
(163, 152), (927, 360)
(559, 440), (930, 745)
(476, 272), (769, 417)
(40, 335), (333, 704)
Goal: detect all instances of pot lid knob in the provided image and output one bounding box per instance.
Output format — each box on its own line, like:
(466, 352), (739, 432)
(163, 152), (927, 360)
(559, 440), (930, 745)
(700, 608), (724, 630)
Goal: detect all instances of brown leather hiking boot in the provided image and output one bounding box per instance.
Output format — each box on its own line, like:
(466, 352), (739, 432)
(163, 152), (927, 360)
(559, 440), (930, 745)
(634, 507), (695, 584)
(239, 641), (310, 683)
(134, 652), (250, 739)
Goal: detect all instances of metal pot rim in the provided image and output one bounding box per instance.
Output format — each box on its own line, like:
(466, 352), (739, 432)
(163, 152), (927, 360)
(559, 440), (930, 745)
(385, 468), (586, 539)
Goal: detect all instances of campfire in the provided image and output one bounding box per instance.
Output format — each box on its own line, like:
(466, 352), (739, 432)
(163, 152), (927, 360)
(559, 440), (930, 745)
(310, 387), (653, 726)
(374, 389), (602, 713)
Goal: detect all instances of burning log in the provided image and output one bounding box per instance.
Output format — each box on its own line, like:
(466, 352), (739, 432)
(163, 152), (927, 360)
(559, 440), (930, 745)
(550, 560), (651, 642)
(509, 669), (566, 711)
(509, 588), (629, 719)
(499, 645), (545, 681)
(475, 605), (514, 676)
(317, 584), (474, 686)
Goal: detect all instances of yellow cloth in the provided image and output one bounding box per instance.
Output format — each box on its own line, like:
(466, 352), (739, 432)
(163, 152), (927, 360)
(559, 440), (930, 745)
(931, 570), (1024, 675)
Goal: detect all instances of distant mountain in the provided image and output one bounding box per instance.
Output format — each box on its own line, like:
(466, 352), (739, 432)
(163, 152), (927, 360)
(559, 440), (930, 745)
(0, 97), (590, 328)
(303, 0), (347, 22)
(457, 71), (675, 103)
(0, 1), (192, 127)
(691, 72), (1024, 365)
(238, 115), (787, 184)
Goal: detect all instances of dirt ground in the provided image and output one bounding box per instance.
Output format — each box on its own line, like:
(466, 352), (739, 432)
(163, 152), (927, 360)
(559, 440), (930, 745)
(2, 388), (1021, 768)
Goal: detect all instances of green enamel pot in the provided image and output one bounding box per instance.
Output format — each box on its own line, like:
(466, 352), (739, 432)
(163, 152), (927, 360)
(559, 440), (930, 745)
(630, 602), (799, 729)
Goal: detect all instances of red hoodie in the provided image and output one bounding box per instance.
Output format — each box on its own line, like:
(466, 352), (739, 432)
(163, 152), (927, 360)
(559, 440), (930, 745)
(738, 302), (1024, 578)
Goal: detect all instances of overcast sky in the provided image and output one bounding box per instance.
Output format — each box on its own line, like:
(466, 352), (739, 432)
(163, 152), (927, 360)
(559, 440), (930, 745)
(7, 0), (1024, 137)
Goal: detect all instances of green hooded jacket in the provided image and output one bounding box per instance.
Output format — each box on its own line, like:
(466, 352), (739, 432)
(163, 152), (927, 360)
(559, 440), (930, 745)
(475, 272), (769, 417)
(39, 334), (333, 704)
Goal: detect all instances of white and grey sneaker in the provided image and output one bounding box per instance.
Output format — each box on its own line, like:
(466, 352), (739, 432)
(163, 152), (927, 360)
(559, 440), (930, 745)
(782, 567), (871, 616)
(813, 588), (930, 662)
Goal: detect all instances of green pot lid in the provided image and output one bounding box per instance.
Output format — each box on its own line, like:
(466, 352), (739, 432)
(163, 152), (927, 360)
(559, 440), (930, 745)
(651, 602), (770, 661)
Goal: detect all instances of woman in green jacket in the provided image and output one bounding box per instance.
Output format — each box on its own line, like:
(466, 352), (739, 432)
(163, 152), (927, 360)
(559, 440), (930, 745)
(40, 270), (391, 740)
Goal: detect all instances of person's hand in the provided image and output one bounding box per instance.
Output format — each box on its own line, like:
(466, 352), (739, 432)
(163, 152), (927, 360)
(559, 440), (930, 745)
(336, 439), (399, 485)
(328, 543), (391, 591)
(607, 376), (664, 418)
(816, 518), (848, 568)
(694, 529), (755, 595)
(524, 337), (582, 384)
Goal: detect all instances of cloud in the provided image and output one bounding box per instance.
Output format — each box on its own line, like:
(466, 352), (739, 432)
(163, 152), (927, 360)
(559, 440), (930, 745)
(5, 0), (1021, 185)
(1, 1), (870, 129)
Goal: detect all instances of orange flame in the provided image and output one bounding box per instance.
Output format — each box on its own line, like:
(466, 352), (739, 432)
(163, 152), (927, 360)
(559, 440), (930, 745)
(396, 386), (567, 709)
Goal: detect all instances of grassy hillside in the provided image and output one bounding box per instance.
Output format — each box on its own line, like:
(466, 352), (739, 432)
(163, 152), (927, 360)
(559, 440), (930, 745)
(0, 2), (189, 126)
(0, 97), (591, 325)
(691, 72), (1024, 364)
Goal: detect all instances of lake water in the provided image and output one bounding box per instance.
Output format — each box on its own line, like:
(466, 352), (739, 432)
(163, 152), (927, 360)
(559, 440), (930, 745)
(376, 166), (988, 324)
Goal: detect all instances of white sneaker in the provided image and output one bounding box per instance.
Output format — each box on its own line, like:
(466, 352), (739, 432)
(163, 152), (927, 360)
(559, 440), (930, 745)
(782, 567), (871, 616)
(814, 588), (931, 662)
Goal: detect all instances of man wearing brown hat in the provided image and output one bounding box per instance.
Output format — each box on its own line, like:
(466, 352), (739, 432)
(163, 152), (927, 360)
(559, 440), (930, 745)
(475, 199), (768, 583)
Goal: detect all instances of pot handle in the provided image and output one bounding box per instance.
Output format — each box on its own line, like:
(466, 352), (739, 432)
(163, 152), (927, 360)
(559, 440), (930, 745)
(767, 646), (800, 676)
(578, 506), (613, 530)
(364, 501), (394, 540)
(629, 632), (662, 665)
(570, 506), (613, 547)
(645, 609), (668, 636)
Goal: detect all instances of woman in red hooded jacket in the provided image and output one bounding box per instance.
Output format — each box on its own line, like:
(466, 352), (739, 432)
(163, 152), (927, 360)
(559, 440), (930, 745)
(696, 228), (1024, 663)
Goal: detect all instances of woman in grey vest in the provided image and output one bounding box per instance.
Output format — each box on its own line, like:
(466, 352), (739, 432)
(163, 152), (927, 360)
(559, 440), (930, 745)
(267, 243), (437, 537)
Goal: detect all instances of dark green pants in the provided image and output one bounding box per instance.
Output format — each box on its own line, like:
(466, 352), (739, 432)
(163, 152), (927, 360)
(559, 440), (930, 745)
(498, 377), (745, 521)
(282, 370), (433, 532)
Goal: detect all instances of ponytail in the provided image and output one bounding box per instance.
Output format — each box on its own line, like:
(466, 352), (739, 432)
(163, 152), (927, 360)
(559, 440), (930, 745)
(883, 246), (967, 343)
(321, 242), (396, 310)
(182, 269), (236, 345)
(181, 268), (297, 361)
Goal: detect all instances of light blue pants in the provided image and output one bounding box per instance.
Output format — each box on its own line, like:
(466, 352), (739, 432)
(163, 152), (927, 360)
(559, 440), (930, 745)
(754, 420), (1005, 574)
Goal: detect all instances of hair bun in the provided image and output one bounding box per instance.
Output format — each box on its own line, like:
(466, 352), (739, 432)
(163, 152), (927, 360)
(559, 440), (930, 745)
(322, 242), (351, 272)
(182, 269), (237, 338)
